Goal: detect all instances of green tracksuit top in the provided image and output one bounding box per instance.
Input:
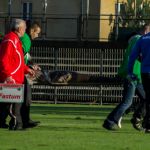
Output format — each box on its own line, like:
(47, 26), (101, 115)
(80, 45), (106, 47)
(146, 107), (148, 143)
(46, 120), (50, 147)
(118, 34), (141, 82)
(20, 33), (31, 64)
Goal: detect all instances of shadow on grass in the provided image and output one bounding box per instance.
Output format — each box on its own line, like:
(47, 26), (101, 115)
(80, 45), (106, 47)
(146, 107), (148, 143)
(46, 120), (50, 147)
(31, 105), (114, 117)
(29, 105), (139, 137)
(37, 124), (138, 135)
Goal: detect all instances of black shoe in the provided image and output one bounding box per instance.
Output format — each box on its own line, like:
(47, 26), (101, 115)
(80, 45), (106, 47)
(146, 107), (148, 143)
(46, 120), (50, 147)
(29, 119), (40, 124)
(9, 123), (24, 131)
(9, 118), (24, 131)
(10, 126), (24, 131)
(9, 127), (25, 131)
(102, 120), (118, 130)
(131, 118), (144, 131)
(9, 118), (16, 130)
(23, 122), (38, 129)
(145, 129), (150, 133)
(0, 123), (9, 129)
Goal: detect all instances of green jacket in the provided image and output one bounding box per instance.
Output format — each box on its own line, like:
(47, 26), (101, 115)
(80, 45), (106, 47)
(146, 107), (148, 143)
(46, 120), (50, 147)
(118, 34), (141, 82)
(20, 33), (31, 64)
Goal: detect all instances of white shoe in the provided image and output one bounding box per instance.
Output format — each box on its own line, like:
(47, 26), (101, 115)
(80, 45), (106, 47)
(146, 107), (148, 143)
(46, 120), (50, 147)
(118, 117), (122, 128)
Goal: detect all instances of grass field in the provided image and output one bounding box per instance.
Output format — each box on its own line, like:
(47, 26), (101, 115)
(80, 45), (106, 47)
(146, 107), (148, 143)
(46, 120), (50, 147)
(0, 104), (149, 150)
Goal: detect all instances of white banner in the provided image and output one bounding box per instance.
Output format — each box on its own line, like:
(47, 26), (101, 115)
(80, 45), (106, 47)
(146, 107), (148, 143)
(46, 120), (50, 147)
(0, 84), (24, 103)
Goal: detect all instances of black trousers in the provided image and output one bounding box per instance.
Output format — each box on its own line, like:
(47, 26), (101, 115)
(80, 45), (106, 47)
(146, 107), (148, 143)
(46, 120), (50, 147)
(9, 103), (23, 128)
(141, 73), (150, 129)
(21, 77), (32, 127)
(0, 102), (23, 128)
(0, 103), (10, 126)
(0, 78), (31, 127)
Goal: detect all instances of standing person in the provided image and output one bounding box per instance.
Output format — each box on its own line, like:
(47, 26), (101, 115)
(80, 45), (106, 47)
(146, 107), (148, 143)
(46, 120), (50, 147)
(20, 21), (41, 128)
(0, 19), (35, 130)
(128, 25), (150, 133)
(103, 23), (150, 131)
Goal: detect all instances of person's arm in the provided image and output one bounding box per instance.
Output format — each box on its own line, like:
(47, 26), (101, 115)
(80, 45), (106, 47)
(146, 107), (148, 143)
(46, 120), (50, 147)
(20, 33), (32, 65)
(118, 35), (141, 78)
(0, 41), (15, 80)
(4, 76), (15, 84)
(128, 40), (141, 76)
(24, 65), (35, 77)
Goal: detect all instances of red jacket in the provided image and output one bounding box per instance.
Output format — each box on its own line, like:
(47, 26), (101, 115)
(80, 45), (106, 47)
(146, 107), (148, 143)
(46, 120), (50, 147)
(0, 32), (29, 84)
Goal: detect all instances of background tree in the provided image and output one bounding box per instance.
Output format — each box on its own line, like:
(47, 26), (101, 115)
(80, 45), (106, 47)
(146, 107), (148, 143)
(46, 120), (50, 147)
(120, 0), (150, 28)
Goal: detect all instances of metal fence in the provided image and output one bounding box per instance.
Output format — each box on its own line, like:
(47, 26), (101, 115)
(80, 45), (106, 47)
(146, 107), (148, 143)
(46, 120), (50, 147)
(31, 41), (131, 104)
(0, 14), (146, 41)
(0, 15), (107, 41)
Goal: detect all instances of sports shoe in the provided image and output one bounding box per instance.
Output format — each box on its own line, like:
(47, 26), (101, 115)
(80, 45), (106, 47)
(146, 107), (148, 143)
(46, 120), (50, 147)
(131, 117), (144, 131)
(9, 123), (24, 131)
(9, 125), (24, 131)
(118, 117), (122, 128)
(102, 119), (118, 130)
(145, 129), (150, 133)
(9, 118), (24, 131)
(29, 119), (40, 124)
(23, 120), (39, 129)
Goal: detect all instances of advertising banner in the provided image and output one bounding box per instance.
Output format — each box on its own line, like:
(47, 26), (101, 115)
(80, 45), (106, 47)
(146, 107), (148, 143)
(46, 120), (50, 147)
(0, 84), (24, 103)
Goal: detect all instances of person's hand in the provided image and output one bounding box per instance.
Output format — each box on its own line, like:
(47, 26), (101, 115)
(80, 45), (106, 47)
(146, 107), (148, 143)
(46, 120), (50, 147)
(32, 64), (41, 71)
(127, 74), (138, 82)
(27, 68), (35, 78)
(4, 76), (15, 84)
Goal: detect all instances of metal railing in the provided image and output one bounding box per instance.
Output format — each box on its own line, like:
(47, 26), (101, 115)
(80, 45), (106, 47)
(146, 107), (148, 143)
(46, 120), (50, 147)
(31, 41), (129, 104)
(0, 14), (102, 41)
(0, 14), (148, 41)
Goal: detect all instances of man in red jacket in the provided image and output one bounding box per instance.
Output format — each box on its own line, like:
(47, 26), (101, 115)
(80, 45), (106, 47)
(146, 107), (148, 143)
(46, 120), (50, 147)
(0, 19), (35, 130)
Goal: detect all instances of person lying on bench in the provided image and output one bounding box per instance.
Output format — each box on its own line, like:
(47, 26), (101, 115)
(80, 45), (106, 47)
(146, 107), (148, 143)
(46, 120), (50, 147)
(26, 66), (123, 85)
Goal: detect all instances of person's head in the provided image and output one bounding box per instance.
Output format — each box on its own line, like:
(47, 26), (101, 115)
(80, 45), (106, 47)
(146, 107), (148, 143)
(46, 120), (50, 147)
(126, 32), (138, 43)
(27, 21), (41, 40)
(11, 19), (26, 37)
(140, 23), (150, 35)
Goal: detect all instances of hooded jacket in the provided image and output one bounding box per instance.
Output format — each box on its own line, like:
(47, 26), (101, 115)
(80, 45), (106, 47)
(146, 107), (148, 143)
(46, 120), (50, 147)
(20, 33), (31, 64)
(128, 32), (150, 74)
(118, 34), (141, 82)
(0, 31), (29, 83)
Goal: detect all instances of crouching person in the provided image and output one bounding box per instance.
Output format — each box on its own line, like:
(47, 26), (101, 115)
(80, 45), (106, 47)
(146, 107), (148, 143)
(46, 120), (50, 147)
(0, 19), (35, 130)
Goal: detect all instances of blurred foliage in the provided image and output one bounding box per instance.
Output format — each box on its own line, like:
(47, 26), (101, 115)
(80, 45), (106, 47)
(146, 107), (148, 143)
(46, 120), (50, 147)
(109, 0), (150, 41)
(119, 0), (150, 28)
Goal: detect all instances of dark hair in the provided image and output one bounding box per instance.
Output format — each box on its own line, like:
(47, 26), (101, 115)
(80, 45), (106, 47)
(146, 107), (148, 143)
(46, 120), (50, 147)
(140, 23), (150, 32)
(26, 21), (41, 35)
(126, 32), (138, 42)
(26, 21), (41, 34)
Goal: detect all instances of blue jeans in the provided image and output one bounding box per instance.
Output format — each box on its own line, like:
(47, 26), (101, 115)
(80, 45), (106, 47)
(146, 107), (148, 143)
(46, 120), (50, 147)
(106, 79), (145, 126)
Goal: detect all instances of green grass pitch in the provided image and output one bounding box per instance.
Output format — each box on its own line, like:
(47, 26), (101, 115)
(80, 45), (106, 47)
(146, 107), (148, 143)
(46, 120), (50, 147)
(0, 104), (149, 150)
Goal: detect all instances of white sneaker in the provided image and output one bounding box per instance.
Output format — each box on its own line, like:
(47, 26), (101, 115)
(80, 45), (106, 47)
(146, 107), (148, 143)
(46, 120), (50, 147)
(118, 117), (122, 128)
